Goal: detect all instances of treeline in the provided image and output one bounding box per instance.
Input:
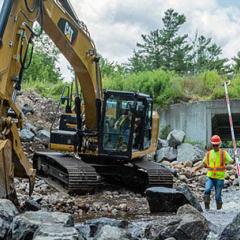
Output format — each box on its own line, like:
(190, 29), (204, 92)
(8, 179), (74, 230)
(127, 9), (233, 74)
(23, 9), (240, 105)
(102, 9), (240, 106)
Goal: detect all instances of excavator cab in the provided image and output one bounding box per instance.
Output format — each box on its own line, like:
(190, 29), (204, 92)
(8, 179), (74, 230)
(99, 90), (153, 160)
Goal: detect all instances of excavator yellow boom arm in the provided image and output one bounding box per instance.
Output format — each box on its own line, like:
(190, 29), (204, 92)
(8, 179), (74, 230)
(0, 0), (102, 201)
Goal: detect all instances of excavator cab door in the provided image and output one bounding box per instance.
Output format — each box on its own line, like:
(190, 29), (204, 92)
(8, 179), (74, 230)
(100, 91), (136, 160)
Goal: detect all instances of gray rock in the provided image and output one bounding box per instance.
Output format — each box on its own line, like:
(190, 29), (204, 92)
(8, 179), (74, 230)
(75, 224), (90, 240)
(22, 103), (34, 115)
(219, 212), (240, 240)
(155, 147), (177, 162)
(83, 217), (128, 238)
(176, 185), (203, 212)
(144, 216), (181, 240)
(10, 211), (74, 240)
(198, 175), (207, 187)
(177, 204), (205, 221)
(25, 123), (37, 134)
(20, 128), (35, 142)
(0, 199), (18, 218)
(179, 175), (188, 182)
(184, 160), (193, 167)
(177, 143), (204, 163)
(93, 225), (130, 240)
(193, 144), (205, 162)
(146, 187), (190, 213)
(157, 138), (169, 149)
(36, 130), (50, 143)
(33, 225), (83, 240)
(23, 199), (41, 211)
(167, 130), (185, 148)
(0, 199), (18, 240)
(159, 205), (209, 240)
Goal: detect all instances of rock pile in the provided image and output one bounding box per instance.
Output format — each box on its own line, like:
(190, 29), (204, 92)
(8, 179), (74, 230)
(0, 198), (210, 240)
(155, 129), (237, 200)
(155, 129), (205, 164)
(15, 91), (62, 160)
(76, 204), (209, 240)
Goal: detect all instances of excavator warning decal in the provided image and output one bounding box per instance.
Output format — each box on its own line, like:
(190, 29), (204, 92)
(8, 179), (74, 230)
(58, 19), (78, 44)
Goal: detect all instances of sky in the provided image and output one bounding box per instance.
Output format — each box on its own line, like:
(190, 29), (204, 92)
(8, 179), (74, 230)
(1, 0), (240, 80)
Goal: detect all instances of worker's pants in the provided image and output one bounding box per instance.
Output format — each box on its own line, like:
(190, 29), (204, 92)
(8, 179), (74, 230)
(204, 177), (224, 203)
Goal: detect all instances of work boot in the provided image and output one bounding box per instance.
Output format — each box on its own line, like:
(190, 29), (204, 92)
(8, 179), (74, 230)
(204, 195), (210, 210)
(216, 202), (222, 210)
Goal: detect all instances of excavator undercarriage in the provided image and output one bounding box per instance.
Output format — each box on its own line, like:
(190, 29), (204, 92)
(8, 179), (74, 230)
(33, 151), (173, 194)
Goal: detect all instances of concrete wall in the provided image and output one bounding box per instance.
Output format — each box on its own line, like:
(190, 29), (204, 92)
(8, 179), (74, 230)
(159, 99), (240, 146)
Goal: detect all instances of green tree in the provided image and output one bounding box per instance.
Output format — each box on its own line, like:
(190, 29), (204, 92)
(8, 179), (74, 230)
(192, 35), (228, 74)
(129, 9), (192, 73)
(23, 31), (62, 84)
(232, 51), (240, 73)
(100, 57), (126, 78)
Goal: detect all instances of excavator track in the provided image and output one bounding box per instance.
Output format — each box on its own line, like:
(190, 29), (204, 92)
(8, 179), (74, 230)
(133, 159), (173, 188)
(33, 152), (102, 193)
(87, 158), (173, 192)
(33, 152), (173, 194)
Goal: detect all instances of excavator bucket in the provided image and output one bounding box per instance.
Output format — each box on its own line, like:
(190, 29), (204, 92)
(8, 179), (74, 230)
(0, 139), (16, 202)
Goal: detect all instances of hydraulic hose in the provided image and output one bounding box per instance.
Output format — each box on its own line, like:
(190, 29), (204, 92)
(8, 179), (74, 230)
(0, 0), (14, 47)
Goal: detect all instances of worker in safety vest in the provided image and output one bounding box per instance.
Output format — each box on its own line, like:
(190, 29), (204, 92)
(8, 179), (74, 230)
(193, 135), (232, 210)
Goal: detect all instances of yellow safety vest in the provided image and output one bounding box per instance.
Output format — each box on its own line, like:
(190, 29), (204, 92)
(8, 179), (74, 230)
(205, 149), (226, 180)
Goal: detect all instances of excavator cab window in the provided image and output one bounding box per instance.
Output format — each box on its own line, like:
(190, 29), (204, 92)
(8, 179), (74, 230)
(101, 96), (134, 156)
(100, 91), (153, 160)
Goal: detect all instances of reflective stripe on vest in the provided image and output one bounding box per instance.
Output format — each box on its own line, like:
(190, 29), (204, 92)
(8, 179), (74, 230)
(206, 149), (226, 176)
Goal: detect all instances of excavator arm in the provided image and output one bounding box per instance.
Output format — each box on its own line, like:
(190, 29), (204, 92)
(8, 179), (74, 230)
(0, 0), (102, 201)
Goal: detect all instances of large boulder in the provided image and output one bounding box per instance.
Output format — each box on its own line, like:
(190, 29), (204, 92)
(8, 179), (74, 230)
(10, 211), (74, 240)
(176, 185), (203, 212)
(155, 147), (177, 162)
(20, 128), (35, 142)
(146, 187), (191, 213)
(158, 205), (209, 240)
(33, 225), (83, 240)
(219, 212), (240, 240)
(93, 225), (130, 240)
(144, 205), (209, 240)
(177, 143), (204, 163)
(167, 130), (185, 148)
(0, 199), (18, 239)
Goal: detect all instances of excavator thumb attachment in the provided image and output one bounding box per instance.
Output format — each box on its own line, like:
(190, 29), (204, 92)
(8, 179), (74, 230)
(10, 123), (36, 197)
(0, 139), (17, 204)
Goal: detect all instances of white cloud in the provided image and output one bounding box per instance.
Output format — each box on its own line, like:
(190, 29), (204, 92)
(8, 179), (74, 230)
(3, 1), (238, 79)
(69, 0), (240, 63)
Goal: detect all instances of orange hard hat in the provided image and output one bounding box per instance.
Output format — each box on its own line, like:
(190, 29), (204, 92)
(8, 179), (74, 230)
(211, 135), (221, 145)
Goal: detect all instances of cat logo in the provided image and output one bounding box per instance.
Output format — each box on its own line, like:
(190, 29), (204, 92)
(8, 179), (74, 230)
(58, 18), (78, 45)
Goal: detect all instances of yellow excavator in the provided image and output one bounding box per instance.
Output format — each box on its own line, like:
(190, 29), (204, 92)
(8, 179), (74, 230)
(0, 0), (173, 200)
